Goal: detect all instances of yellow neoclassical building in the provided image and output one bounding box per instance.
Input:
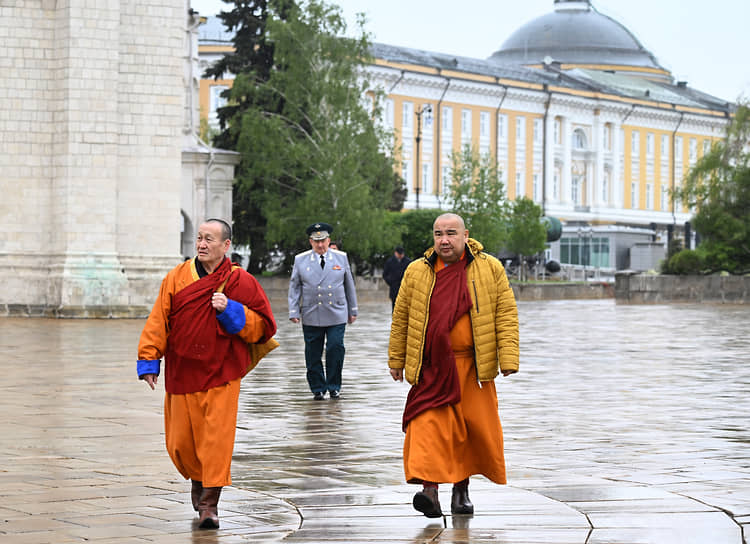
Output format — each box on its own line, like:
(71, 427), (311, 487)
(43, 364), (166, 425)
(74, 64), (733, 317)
(198, 0), (732, 273)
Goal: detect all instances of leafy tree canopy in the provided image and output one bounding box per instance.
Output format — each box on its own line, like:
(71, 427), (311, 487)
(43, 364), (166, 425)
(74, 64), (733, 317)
(677, 103), (750, 274)
(445, 144), (509, 253)
(210, 0), (405, 272)
(506, 197), (547, 259)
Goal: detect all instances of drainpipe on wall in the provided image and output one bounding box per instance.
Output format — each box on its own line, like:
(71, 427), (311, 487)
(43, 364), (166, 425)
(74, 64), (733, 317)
(434, 76), (451, 204)
(387, 70), (405, 94)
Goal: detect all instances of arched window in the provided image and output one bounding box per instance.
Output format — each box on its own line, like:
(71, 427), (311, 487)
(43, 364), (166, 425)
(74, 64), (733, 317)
(573, 128), (587, 150)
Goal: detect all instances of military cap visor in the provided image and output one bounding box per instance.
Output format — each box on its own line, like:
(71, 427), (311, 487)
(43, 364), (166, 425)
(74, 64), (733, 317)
(306, 222), (333, 240)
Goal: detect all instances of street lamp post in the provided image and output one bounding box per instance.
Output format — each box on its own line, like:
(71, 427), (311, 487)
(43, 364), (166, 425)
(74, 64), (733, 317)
(414, 104), (432, 209)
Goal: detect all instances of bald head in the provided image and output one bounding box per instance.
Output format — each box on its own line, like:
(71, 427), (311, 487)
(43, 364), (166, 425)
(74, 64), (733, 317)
(434, 213), (465, 231)
(433, 213), (469, 264)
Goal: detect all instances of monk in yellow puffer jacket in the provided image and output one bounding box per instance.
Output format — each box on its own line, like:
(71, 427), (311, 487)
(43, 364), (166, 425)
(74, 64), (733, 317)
(388, 213), (519, 518)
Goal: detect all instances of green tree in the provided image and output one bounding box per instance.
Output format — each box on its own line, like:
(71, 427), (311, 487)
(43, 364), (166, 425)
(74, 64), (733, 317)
(389, 208), (442, 260)
(445, 144), (509, 253)
(208, 0), (404, 272)
(677, 103), (750, 274)
(506, 197), (547, 280)
(205, 0), (296, 273)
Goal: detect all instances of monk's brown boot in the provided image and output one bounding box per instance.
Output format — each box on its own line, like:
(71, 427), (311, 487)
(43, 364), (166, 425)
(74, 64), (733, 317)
(451, 480), (474, 515)
(198, 486), (222, 529)
(191, 480), (202, 512)
(413, 486), (442, 518)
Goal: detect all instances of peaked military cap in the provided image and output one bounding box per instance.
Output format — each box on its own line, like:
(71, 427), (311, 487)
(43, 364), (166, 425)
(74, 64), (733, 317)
(306, 222), (333, 240)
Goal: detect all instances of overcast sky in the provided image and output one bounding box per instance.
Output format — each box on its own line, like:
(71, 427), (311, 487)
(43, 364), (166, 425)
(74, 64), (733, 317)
(190, 0), (750, 103)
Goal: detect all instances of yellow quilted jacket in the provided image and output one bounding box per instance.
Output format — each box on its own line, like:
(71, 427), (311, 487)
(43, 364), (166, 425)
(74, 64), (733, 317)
(387, 238), (519, 385)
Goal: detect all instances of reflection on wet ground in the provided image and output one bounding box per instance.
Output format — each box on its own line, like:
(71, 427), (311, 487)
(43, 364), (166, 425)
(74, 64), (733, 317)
(1, 299), (749, 543)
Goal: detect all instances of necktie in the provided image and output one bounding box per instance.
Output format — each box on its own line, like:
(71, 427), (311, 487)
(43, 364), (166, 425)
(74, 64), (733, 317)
(320, 255), (325, 269)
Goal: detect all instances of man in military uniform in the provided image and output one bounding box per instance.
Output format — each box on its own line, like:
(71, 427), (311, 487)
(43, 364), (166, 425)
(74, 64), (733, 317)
(288, 222), (358, 400)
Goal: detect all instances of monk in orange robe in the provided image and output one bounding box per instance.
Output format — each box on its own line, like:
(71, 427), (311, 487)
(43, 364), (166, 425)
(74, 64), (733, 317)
(388, 213), (519, 518)
(137, 219), (278, 529)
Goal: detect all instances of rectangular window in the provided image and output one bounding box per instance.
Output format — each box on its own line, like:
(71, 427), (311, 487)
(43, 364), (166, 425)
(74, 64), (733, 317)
(591, 237), (610, 268)
(661, 134), (669, 157)
(689, 138), (697, 161)
(402, 102), (413, 130)
(703, 139), (711, 155)
(533, 174), (540, 201)
(442, 106), (452, 132)
(554, 118), (561, 144)
(631, 182), (638, 209)
(461, 109), (472, 138)
(647, 132), (654, 156)
(210, 85), (228, 113)
(661, 185), (669, 211)
(675, 136), (683, 160)
(421, 163), (431, 194)
(515, 172), (524, 197)
(480, 111), (490, 138)
(572, 176), (581, 204)
(384, 99), (394, 128)
(631, 130), (640, 156)
(401, 160), (411, 185)
(619, 128), (625, 152)
(533, 118), (542, 143)
(516, 116), (525, 142)
(646, 183), (653, 210)
(442, 165), (451, 194)
(498, 113), (508, 141)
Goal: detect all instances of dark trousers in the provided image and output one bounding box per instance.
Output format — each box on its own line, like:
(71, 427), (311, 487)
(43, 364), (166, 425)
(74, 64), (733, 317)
(302, 324), (346, 394)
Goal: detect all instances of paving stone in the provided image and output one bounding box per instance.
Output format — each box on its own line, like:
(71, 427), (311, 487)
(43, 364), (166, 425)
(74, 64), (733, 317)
(0, 300), (748, 543)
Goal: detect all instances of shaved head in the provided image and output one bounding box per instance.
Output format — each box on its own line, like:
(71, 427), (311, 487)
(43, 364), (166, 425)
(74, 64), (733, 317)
(433, 213), (469, 264)
(433, 213), (465, 231)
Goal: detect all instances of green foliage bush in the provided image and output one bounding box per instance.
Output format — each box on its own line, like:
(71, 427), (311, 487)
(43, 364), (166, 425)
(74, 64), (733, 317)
(665, 249), (705, 275)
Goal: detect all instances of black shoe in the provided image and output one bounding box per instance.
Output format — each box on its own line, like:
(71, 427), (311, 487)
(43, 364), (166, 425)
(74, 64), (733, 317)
(313, 391), (325, 401)
(329, 390), (340, 399)
(451, 485), (474, 515)
(413, 487), (442, 518)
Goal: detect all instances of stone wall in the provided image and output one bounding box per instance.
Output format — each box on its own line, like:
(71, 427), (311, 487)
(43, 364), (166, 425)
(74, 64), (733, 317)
(0, 0), (185, 316)
(615, 272), (750, 304)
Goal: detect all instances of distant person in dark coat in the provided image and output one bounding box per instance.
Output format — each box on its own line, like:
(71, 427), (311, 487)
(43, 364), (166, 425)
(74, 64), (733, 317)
(383, 246), (411, 311)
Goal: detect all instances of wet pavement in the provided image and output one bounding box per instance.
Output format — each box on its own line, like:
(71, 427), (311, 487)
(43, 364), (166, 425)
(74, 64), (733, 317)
(1, 298), (749, 543)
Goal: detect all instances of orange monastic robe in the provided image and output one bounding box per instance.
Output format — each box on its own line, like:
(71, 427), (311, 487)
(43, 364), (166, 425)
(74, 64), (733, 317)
(138, 259), (276, 487)
(402, 259), (506, 485)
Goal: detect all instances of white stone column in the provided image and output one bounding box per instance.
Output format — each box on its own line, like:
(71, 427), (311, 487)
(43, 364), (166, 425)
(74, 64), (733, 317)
(544, 112), (556, 206)
(593, 117), (604, 207)
(612, 123), (623, 209)
(562, 117), (572, 204)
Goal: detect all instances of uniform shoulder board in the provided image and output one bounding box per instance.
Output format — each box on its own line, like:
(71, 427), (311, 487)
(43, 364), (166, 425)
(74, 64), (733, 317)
(331, 248), (346, 255)
(297, 249), (313, 257)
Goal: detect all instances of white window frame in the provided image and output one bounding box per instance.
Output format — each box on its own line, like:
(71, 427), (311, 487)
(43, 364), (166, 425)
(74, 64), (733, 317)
(442, 106), (452, 132)
(498, 113), (508, 141)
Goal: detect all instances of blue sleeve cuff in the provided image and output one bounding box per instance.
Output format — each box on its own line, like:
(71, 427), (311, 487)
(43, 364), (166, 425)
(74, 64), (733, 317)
(216, 298), (246, 334)
(137, 359), (160, 378)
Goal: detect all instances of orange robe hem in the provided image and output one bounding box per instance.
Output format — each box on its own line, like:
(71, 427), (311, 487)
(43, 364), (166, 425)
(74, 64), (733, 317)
(403, 308), (506, 485)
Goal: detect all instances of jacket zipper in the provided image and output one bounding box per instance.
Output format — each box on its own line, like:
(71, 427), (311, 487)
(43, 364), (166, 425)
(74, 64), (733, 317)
(470, 278), (482, 388)
(415, 260), (436, 385)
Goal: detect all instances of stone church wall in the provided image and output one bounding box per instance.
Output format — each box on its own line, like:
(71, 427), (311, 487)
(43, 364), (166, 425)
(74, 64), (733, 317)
(0, 0), (186, 316)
